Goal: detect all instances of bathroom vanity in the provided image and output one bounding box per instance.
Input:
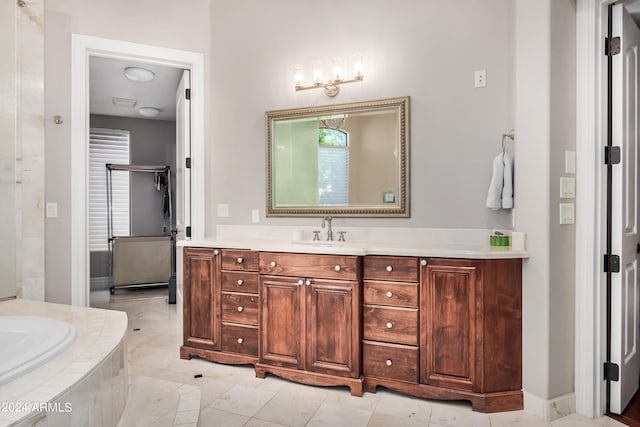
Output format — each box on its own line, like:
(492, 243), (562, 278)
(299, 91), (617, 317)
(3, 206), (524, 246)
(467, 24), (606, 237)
(180, 238), (524, 413)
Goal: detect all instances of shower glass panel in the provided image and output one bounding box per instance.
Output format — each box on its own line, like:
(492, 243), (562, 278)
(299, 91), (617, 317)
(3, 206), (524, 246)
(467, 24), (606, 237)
(0, 1), (16, 299)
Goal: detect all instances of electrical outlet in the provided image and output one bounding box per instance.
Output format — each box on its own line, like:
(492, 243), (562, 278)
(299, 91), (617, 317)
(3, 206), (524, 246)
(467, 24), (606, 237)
(474, 70), (487, 88)
(217, 203), (229, 217)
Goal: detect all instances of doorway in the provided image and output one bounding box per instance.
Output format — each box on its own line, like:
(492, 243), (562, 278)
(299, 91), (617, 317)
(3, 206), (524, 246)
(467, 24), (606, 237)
(70, 35), (205, 308)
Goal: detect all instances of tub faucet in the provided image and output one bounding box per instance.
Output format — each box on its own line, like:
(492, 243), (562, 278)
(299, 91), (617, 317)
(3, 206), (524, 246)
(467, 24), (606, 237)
(322, 216), (333, 241)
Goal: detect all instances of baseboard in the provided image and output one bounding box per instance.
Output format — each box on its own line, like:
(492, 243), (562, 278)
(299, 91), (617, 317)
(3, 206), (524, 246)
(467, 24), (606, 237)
(90, 276), (110, 291)
(524, 391), (576, 421)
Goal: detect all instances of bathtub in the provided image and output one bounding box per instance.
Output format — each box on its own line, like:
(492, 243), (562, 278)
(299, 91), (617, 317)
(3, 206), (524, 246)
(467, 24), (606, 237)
(0, 316), (76, 387)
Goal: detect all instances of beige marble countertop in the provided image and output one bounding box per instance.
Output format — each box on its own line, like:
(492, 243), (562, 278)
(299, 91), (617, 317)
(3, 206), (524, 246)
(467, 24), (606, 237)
(178, 238), (529, 259)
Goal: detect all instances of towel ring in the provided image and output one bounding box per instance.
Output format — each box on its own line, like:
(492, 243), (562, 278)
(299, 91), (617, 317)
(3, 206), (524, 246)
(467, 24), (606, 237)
(502, 129), (515, 153)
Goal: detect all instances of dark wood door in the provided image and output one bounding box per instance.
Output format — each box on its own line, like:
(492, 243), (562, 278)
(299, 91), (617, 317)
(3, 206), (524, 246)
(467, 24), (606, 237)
(306, 278), (360, 378)
(421, 258), (482, 392)
(260, 276), (304, 369)
(183, 247), (220, 350)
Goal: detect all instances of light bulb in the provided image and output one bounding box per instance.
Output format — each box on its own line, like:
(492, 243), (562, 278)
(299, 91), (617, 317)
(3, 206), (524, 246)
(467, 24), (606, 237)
(313, 68), (323, 85)
(333, 64), (343, 81)
(294, 65), (304, 88)
(354, 61), (364, 79)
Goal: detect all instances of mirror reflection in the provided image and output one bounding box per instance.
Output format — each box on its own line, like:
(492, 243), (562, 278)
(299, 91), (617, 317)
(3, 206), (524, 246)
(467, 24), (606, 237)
(267, 97), (409, 217)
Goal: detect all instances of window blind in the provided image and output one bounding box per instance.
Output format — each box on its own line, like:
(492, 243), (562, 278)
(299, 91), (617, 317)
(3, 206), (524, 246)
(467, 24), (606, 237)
(318, 145), (349, 206)
(89, 128), (130, 251)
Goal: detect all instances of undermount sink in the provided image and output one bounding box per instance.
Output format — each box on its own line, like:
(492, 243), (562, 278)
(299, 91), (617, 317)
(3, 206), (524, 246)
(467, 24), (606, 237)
(292, 240), (345, 248)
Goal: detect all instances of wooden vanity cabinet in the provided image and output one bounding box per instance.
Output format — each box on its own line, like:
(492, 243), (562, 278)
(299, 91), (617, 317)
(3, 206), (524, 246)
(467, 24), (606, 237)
(181, 247), (220, 352)
(181, 248), (260, 365)
(256, 252), (364, 396)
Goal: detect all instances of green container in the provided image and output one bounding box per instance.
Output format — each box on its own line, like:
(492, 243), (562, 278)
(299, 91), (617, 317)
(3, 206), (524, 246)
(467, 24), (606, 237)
(490, 234), (511, 247)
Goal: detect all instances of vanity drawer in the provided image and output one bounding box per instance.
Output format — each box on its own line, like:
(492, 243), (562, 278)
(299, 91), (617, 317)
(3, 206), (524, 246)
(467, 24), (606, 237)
(221, 271), (259, 293)
(363, 256), (419, 282)
(221, 292), (259, 325)
(259, 252), (360, 281)
(221, 323), (258, 356)
(363, 341), (418, 383)
(363, 280), (418, 308)
(363, 305), (418, 345)
(221, 249), (259, 272)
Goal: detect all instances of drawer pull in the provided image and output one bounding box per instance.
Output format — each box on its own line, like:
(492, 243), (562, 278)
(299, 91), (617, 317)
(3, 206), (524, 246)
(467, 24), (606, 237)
(214, 250), (219, 255)
(306, 279), (312, 286)
(237, 337), (244, 344)
(297, 279), (304, 286)
(270, 261), (277, 268)
(237, 306), (244, 312)
(385, 359), (393, 367)
(421, 259), (427, 266)
(386, 322), (393, 329)
(334, 265), (341, 272)
(237, 257), (244, 264)
(386, 291), (393, 298)
(386, 265), (393, 272)
(237, 279), (244, 286)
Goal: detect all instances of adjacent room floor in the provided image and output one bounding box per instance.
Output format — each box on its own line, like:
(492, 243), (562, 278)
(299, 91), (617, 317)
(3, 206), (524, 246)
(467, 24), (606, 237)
(91, 287), (628, 427)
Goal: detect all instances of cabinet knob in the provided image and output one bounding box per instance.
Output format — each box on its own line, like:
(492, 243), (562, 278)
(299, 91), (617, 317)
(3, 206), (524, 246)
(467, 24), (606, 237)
(237, 279), (244, 286)
(214, 250), (219, 255)
(385, 359), (393, 367)
(386, 265), (393, 272)
(386, 291), (393, 298)
(270, 261), (277, 268)
(334, 265), (341, 272)
(297, 279), (304, 286)
(237, 337), (244, 344)
(386, 322), (393, 329)
(421, 259), (427, 266)
(237, 306), (244, 312)
(237, 257), (244, 264)
(306, 279), (312, 286)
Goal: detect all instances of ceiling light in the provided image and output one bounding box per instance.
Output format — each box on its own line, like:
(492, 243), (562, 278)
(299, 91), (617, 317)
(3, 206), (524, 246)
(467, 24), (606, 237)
(124, 67), (155, 83)
(138, 107), (160, 117)
(112, 97), (137, 107)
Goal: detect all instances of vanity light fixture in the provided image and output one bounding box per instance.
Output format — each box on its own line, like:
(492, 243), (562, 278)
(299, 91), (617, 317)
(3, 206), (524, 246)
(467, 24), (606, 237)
(138, 107), (160, 118)
(123, 66), (155, 83)
(294, 56), (364, 97)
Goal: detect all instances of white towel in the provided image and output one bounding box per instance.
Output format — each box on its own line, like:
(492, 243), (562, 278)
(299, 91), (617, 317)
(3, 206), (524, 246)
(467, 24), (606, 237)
(502, 152), (513, 208)
(486, 153), (504, 210)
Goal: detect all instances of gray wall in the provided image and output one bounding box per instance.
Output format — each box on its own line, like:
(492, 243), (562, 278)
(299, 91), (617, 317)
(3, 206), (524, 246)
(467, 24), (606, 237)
(209, 0), (514, 230)
(89, 114), (176, 278)
(44, 0), (211, 303)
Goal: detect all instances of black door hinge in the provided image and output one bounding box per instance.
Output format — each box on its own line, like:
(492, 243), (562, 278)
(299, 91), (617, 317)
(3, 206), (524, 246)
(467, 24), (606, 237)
(605, 146), (621, 165)
(185, 88), (191, 100)
(604, 254), (620, 273)
(186, 157), (191, 169)
(605, 36), (621, 56)
(604, 361), (620, 381)
(186, 226), (191, 238)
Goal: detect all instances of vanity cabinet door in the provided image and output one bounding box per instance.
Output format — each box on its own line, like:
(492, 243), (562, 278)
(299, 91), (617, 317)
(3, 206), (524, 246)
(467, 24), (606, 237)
(306, 278), (360, 378)
(183, 247), (220, 351)
(260, 276), (304, 369)
(421, 258), (482, 392)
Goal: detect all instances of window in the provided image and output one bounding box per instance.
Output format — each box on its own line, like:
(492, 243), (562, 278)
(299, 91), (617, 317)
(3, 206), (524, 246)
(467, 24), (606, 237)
(89, 128), (130, 251)
(318, 128), (349, 206)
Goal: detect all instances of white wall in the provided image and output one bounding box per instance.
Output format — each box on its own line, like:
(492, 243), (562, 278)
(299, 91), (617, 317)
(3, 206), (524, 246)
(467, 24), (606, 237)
(209, 0), (514, 230)
(44, 0), (211, 303)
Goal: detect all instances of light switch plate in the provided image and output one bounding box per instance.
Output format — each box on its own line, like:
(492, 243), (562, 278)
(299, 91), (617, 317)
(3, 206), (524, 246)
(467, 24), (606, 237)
(560, 203), (575, 225)
(560, 177), (576, 199)
(46, 202), (58, 218)
(251, 209), (260, 223)
(217, 203), (229, 217)
(565, 151), (576, 174)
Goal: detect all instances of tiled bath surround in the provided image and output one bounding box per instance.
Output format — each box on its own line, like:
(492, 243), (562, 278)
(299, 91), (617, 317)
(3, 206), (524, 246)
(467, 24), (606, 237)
(15, 0), (45, 301)
(0, 300), (128, 427)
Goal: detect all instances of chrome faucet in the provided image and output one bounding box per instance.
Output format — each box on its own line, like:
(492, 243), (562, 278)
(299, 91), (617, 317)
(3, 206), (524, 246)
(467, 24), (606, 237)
(322, 216), (334, 241)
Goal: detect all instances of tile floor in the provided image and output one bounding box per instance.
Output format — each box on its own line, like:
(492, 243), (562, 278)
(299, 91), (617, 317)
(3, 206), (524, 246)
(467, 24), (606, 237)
(91, 287), (626, 427)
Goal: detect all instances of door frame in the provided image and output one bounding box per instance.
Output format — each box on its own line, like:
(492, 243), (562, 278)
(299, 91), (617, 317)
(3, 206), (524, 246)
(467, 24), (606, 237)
(576, 0), (616, 418)
(70, 34), (205, 306)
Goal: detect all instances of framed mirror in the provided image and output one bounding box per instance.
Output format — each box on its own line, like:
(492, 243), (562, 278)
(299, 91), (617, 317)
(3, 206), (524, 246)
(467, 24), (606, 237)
(266, 96), (410, 217)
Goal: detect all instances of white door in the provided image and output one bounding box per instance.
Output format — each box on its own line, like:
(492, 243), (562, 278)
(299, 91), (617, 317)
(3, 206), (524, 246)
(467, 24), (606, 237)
(176, 69), (191, 241)
(611, 3), (640, 414)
